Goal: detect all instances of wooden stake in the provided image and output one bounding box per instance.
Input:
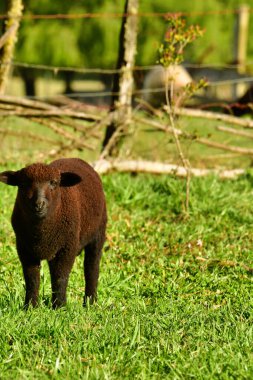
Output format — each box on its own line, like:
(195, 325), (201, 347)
(0, 0), (23, 95)
(102, 0), (139, 155)
(234, 4), (250, 74)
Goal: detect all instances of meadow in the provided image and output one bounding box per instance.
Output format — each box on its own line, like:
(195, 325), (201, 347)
(1, 1), (253, 377)
(0, 166), (253, 379)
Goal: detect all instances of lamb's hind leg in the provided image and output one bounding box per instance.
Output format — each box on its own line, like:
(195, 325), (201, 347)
(84, 228), (106, 306)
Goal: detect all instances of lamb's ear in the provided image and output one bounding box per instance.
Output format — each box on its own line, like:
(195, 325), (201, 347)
(60, 172), (82, 187)
(0, 171), (19, 186)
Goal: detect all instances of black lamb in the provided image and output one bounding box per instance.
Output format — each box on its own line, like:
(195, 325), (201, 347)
(0, 158), (107, 308)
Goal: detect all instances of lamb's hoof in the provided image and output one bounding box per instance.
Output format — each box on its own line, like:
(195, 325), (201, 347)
(83, 295), (96, 307)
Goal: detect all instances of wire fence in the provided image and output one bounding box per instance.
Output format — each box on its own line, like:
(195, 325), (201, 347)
(1, 5), (253, 174)
(7, 59), (253, 107)
(8, 61), (253, 74)
(1, 6), (253, 109)
(7, 60), (253, 91)
(0, 8), (253, 20)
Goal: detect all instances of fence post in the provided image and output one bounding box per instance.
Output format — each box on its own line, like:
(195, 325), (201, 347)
(234, 4), (250, 74)
(233, 4), (250, 98)
(0, 0), (23, 95)
(102, 0), (139, 157)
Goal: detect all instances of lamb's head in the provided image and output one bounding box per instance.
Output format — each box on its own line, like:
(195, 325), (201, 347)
(0, 163), (81, 219)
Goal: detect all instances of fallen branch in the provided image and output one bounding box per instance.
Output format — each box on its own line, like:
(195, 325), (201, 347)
(135, 97), (164, 118)
(30, 117), (94, 151)
(0, 95), (102, 121)
(134, 116), (181, 134)
(51, 95), (108, 114)
(167, 106), (253, 129)
(50, 117), (100, 139)
(195, 137), (253, 155)
(135, 116), (253, 156)
(0, 127), (57, 144)
(46, 139), (98, 159)
(0, 101), (101, 138)
(216, 125), (253, 139)
(91, 111), (114, 133)
(100, 122), (127, 160)
(0, 94), (58, 110)
(93, 159), (245, 179)
(46, 144), (85, 158)
(0, 103), (16, 110)
(0, 109), (101, 121)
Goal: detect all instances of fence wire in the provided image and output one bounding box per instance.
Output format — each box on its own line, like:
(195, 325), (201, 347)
(0, 8), (253, 20)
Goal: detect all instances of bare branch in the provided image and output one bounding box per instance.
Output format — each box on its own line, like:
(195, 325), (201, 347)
(30, 117), (94, 151)
(168, 106), (253, 129)
(0, 109), (101, 121)
(0, 127), (56, 144)
(0, 95), (60, 110)
(93, 159), (245, 179)
(135, 116), (253, 156)
(216, 125), (253, 139)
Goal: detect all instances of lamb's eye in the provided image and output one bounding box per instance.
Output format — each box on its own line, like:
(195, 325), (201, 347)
(50, 180), (58, 189)
(20, 181), (29, 189)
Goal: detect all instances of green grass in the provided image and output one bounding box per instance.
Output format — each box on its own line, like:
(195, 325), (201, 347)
(0, 171), (253, 379)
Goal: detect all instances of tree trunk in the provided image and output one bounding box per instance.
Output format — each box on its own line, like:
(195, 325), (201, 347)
(64, 71), (74, 95)
(19, 68), (36, 97)
(24, 76), (36, 97)
(102, 0), (139, 156)
(0, 0), (23, 95)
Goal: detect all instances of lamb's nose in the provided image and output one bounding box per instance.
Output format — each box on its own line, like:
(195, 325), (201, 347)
(35, 200), (45, 211)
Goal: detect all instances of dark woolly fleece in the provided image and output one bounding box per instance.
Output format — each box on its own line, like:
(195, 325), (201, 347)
(0, 158), (107, 308)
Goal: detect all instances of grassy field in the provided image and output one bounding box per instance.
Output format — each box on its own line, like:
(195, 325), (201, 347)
(0, 168), (253, 379)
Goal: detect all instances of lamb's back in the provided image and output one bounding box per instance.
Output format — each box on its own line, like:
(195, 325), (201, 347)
(50, 158), (107, 241)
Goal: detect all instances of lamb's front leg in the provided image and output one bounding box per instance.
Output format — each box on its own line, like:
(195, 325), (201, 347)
(21, 259), (41, 308)
(16, 239), (41, 308)
(48, 250), (76, 309)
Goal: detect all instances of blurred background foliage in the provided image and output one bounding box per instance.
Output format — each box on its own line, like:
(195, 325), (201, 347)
(0, 0), (252, 68)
